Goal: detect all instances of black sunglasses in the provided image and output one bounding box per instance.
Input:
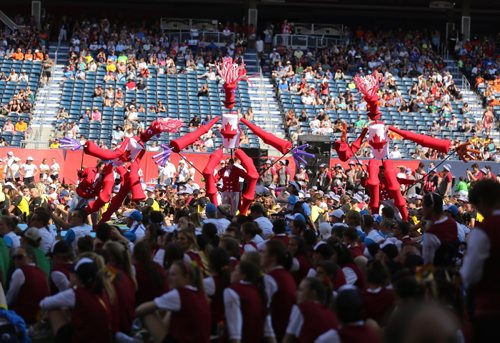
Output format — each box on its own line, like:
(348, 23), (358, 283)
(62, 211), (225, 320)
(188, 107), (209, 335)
(13, 254), (26, 260)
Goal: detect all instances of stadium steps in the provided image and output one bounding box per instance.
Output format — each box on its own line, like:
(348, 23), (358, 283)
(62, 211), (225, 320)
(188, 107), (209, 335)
(248, 75), (287, 155)
(243, 49), (260, 75)
(32, 43), (70, 126)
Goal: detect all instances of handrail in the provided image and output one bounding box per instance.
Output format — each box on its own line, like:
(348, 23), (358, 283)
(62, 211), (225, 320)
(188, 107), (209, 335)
(461, 75), (470, 91)
(273, 34), (346, 49)
(257, 66), (272, 128)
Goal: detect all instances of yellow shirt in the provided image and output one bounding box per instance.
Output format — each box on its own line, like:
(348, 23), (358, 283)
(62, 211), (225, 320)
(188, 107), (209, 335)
(15, 122), (27, 132)
(106, 63), (117, 73)
(18, 197), (30, 216)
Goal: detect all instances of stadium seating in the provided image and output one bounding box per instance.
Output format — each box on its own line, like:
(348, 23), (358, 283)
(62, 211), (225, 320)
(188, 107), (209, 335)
(57, 64), (260, 150)
(276, 74), (480, 158)
(0, 58), (41, 146)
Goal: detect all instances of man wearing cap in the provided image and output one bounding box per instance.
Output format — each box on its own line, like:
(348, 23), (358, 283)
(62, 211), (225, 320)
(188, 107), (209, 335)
(216, 159), (246, 216)
(124, 210), (146, 242)
(261, 160), (276, 187)
(204, 203), (231, 235)
(329, 209), (348, 230)
(438, 164), (453, 197)
(20, 156), (38, 185)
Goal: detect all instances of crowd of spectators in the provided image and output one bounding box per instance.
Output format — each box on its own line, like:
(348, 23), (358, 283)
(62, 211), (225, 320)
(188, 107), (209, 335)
(0, 145), (498, 342)
(262, 25), (497, 161)
(61, 18), (248, 82)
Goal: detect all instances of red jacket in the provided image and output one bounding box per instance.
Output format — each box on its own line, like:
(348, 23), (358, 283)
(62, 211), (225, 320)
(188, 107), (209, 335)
(71, 287), (113, 343)
(217, 166), (246, 192)
(169, 287), (211, 343)
(134, 262), (169, 306)
(229, 282), (267, 343)
(12, 265), (50, 324)
(474, 212), (500, 318)
(297, 301), (338, 343)
(268, 268), (297, 340)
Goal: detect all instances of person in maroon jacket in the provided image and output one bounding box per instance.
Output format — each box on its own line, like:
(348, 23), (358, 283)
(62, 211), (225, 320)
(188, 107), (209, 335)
(40, 257), (113, 343)
(7, 245), (50, 324)
(103, 241), (137, 334)
(136, 261), (211, 343)
(336, 286), (380, 343)
(224, 260), (275, 343)
(133, 241), (169, 306)
(261, 240), (297, 341)
(288, 235), (312, 285)
(49, 240), (74, 294)
(421, 192), (459, 267)
(460, 179), (500, 342)
(177, 229), (205, 274)
(203, 247), (231, 336)
(362, 260), (395, 327)
(284, 277), (340, 343)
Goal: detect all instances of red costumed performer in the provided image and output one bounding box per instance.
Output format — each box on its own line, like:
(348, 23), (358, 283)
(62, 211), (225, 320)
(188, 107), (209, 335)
(334, 71), (479, 221)
(60, 119), (183, 223)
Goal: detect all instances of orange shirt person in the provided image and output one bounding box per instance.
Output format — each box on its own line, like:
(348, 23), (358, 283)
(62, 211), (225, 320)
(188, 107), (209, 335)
(34, 50), (44, 61)
(11, 49), (24, 60)
(24, 49), (33, 61)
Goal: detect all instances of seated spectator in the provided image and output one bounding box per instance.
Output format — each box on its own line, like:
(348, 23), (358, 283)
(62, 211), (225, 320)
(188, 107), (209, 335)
(93, 85), (104, 97)
(198, 84), (209, 97)
(461, 118), (473, 133)
(2, 119), (15, 133)
(15, 119), (27, 132)
(189, 115), (201, 128)
(91, 107), (102, 122)
(157, 101), (166, 112)
(57, 107), (69, 120)
(18, 72), (29, 83)
(6, 69), (19, 82)
(448, 114), (458, 129)
(125, 79), (136, 91)
(11, 48), (24, 60)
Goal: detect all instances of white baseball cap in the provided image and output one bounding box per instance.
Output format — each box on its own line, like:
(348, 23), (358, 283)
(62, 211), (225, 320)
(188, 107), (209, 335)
(27, 156), (34, 161)
(329, 209), (344, 219)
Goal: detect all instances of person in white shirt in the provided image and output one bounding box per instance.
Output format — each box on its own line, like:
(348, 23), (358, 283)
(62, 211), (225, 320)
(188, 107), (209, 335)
(159, 161), (176, 186)
(8, 158), (21, 182)
(250, 203), (274, 239)
(39, 158), (50, 182)
(388, 146), (402, 159)
(20, 156), (38, 185)
(50, 158), (60, 181)
(203, 203), (230, 235)
(0, 215), (21, 253)
(51, 209), (92, 250)
(29, 211), (55, 254)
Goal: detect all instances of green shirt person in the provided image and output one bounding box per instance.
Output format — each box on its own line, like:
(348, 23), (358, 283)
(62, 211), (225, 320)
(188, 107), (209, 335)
(455, 178), (469, 193)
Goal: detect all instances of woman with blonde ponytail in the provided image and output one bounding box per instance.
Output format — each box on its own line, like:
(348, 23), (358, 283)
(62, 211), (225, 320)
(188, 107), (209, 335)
(136, 260), (211, 343)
